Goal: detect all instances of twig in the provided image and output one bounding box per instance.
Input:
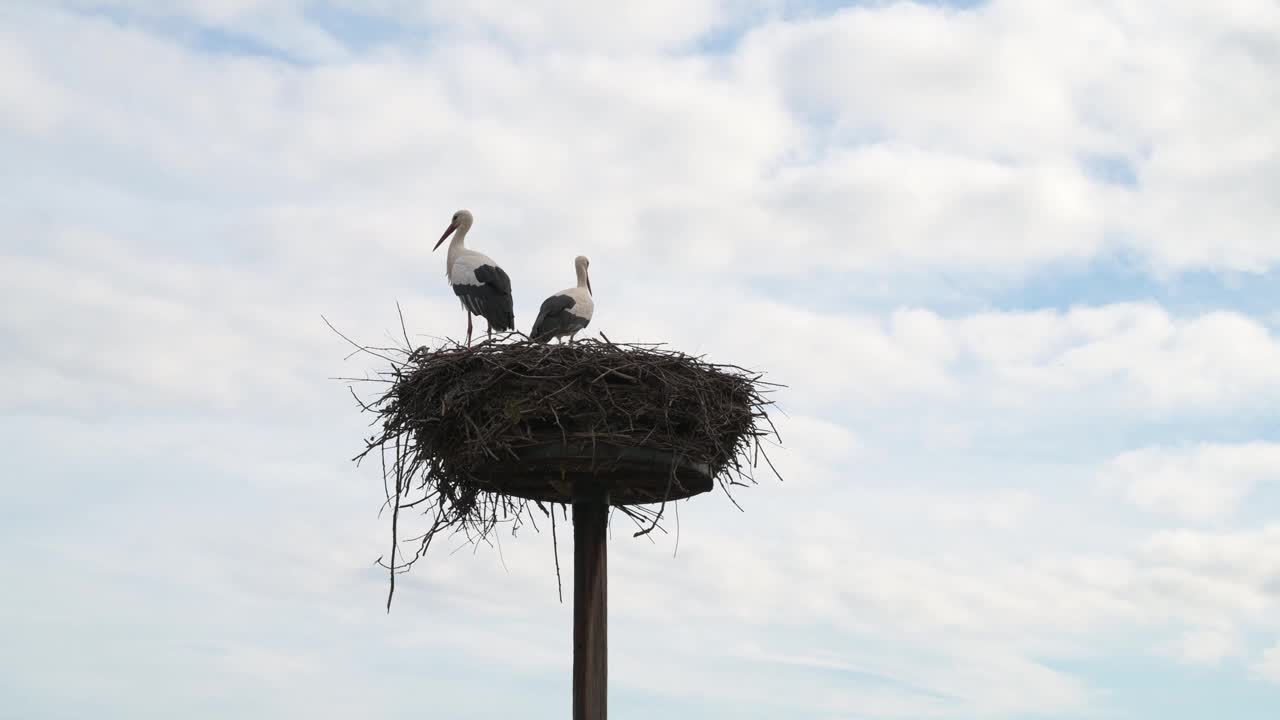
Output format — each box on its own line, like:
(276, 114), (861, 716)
(552, 505), (563, 603)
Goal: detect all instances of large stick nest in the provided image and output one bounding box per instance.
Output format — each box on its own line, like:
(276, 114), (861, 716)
(339, 319), (782, 608)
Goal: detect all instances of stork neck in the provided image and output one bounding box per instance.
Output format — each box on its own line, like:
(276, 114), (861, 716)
(451, 225), (469, 251)
(446, 225), (469, 269)
(576, 264), (589, 291)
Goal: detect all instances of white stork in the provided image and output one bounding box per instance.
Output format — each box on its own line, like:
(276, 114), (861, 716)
(433, 209), (515, 344)
(531, 255), (593, 343)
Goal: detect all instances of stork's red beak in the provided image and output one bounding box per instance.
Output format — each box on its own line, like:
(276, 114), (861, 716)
(586, 274), (592, 295)
(433, 222), (458, 250)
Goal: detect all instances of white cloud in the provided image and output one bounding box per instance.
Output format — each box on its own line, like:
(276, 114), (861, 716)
(737, 0), (1280, 274)
(1162, 627), (1241, 666)
(57, 0), (350, 61)
(0, 33), (68, 135)
(419, 0), (727, 53)
(7, 0), (1279, 281)
(1101, 443), (1280, 522)
(1141, 526), (1280, 586)
(690, 301), (1280, 423)
(1256, 642), (1280, 684)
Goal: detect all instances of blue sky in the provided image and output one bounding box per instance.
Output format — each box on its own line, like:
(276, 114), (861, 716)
(4, 0), (1280, 718)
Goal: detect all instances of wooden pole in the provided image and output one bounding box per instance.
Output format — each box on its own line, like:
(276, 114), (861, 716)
(572, 495), (608, 720)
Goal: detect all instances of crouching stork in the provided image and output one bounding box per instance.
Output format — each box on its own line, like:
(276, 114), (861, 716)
(434, 209), (515, 344)
(531, 255), (593, 343)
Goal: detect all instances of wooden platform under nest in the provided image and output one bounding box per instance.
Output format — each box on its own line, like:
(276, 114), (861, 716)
(474, 439), (714, 505)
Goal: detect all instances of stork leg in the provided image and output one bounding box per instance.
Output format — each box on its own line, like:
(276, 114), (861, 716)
(486, 320), (492, 339)
(466, 312), (473, 345)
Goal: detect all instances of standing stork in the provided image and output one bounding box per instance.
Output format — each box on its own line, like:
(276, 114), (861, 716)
(434, 209), (515, 344)
(531, 255), (594, 343)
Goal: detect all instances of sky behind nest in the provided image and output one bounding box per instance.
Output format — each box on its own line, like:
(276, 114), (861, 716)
(3, 0), (1280, 718)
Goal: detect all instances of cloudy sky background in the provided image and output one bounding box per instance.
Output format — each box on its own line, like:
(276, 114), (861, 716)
(3, 0), (1280, 717)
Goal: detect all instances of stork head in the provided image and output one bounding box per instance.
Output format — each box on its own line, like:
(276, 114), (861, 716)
(434, 209), (474, 250)
(575, 255), (591, 294)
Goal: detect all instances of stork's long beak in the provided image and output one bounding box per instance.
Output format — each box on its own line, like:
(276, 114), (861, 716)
(433, 222), (458, 251)
(586, 272), (592, 295)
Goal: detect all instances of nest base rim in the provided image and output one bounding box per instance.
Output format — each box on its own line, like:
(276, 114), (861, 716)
(473, 439), (715, 506)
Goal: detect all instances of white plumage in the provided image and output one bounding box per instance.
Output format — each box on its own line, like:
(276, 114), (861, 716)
(448, 250), (498, 287)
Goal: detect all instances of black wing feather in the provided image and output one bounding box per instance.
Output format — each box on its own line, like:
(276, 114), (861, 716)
(531, 294), (576, 341)
(453, 264), (515, 331)
(474, 264), (512, 295)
